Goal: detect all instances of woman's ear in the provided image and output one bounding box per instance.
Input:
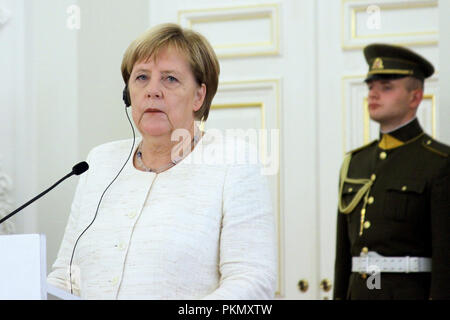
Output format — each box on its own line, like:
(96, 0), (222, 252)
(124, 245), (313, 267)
(193, 84), (207, 112)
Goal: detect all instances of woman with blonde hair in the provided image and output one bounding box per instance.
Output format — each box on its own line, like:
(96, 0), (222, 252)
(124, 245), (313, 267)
(47, 23), (277, 300)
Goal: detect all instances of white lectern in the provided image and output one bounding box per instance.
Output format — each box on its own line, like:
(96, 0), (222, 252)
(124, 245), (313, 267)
(0, 234), (81, 300)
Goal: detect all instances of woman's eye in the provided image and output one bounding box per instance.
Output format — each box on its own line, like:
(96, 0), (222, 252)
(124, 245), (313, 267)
(166, 76), (178, 83)
(136, 75), (148, 81)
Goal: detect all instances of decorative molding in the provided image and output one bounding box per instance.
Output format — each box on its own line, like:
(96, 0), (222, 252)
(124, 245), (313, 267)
(342, 0), (438, 50)
(0, 6), (12, 27)
(178, 4), (280, 58)
(0, 163), (14, 234)
(209, 78), (281, 167)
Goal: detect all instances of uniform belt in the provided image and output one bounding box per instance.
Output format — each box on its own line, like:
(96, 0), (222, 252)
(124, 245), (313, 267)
(352, 251), (431, 273)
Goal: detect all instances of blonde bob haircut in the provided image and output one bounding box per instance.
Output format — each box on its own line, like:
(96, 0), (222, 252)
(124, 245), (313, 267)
(121, 23), (220, 121)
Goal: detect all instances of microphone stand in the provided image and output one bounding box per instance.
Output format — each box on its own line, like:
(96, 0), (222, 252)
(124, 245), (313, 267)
(0, 162), (88, 225)
(0, 172), (78, 226)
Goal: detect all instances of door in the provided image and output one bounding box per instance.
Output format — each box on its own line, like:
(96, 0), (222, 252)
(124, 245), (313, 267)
(316, 0), (440, 300)
(147, 0), (440, 299)
(148, 0), (320, 299)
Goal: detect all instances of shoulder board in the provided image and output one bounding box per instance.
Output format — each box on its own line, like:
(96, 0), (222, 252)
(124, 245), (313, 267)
(347, 140), (378, 156)
(421, 137), (449, 158)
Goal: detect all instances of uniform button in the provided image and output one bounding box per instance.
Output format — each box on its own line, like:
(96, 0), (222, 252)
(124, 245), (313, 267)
(117, 243), (127, 251)
(361, 247), (369, 254)
(379, 152), (387, 160)
(426, 140), (432, 145)
(348, 187), (353, 192)
(401, 186), (407, 192)
(361, 273), (367, 280)
(361, 208), (366, 215)
(364, 221), (371, 229)
(370, 174), (376, 181)
(111, 277), (119, 286)
(368, 196), (374, 205)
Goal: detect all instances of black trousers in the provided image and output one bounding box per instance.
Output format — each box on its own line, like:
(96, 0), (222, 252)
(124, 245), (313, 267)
(347, 272), (431, 300)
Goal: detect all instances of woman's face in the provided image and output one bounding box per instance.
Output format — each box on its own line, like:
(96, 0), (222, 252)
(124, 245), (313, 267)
(128, 46), (206, 139)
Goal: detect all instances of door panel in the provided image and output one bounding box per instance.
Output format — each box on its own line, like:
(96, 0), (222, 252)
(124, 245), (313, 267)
(147, 0), (440, 300)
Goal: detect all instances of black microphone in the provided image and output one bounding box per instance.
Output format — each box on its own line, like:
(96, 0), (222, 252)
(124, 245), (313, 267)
(0, 162), (89, 225)
(72, 161), (89, 176)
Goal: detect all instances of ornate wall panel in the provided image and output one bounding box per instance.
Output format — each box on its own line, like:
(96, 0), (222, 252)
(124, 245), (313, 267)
(0, 164), (14, 234)
(342, 0), (438, 49)
(178, 3), (280, 58)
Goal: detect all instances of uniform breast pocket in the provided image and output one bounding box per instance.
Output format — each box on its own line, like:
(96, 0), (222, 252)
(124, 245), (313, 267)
(340, 184), (359, 209)
(383, 180), (427, 222)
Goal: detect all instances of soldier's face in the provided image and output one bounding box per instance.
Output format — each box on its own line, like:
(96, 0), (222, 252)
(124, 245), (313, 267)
(366, 78), (419, 130)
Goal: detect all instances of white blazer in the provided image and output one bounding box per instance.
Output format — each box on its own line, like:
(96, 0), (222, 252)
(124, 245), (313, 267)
(47, 132), (277, 299)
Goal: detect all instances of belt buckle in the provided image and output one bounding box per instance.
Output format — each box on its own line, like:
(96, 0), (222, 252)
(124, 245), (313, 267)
(365, 251), (382, 274)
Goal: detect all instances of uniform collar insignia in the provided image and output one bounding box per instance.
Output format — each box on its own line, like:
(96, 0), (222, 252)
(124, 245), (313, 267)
(378, 118), (424, 149)
(379, 134), (404, 150)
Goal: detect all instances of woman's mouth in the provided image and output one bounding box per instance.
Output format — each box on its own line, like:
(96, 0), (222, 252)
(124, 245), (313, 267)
(144, 108), (164, 114)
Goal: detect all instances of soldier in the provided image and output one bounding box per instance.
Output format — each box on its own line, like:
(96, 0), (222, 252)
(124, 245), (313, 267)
(333, 44), (450, 300)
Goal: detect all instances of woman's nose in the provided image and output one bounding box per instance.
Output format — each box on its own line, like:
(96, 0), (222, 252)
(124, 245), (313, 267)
(146, 79), (163, 99)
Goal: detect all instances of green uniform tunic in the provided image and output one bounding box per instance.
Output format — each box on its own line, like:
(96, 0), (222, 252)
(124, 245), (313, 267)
(334, 119), (450, 300)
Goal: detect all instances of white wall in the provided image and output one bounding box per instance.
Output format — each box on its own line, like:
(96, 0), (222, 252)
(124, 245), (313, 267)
(38, 0), (149, 272)
(77, 0), (149, 159)
(0, 0), (16, 190)
(439, 0), (450, 144)
(25, 0), (79, 271)
(0, 0), (22, 234)
(1, 0), (149, 271)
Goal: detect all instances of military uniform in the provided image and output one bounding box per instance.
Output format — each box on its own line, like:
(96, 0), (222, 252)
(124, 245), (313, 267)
(333, 44), (450, 300)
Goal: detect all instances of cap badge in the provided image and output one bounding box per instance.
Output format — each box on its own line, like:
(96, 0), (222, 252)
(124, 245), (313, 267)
(372, 57), (384, 70)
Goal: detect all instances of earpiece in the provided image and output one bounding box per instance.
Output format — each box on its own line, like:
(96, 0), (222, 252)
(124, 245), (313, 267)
(123, 85), (131, 107)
